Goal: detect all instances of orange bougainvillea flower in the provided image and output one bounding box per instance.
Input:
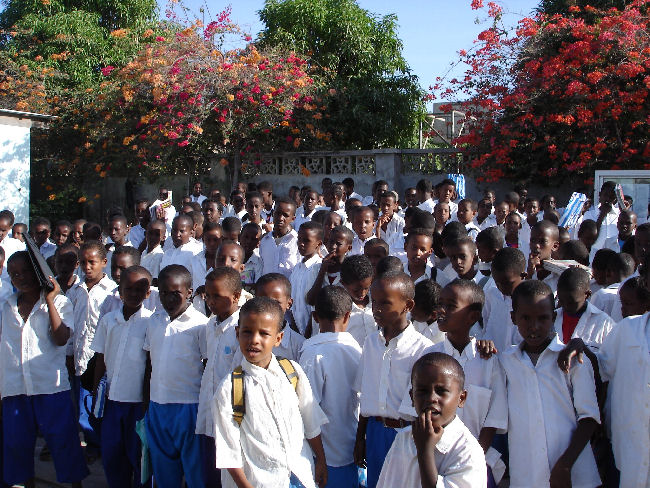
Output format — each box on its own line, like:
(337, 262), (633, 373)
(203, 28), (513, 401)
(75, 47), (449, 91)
(78, 196), (87, 203)
(300, 165), (310, 176)
(220, 158), (229, 166)
(48, 194), (56, 201)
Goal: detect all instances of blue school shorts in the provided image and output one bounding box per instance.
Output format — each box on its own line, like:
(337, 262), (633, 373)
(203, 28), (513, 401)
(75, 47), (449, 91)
(365, 417), (398, 488)
(2, 391), (89, 485)
(325, 462), (359, 488)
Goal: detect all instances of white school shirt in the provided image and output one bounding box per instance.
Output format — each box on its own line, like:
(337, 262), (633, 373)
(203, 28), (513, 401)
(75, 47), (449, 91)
(74, 274), (117, 375)
(127, 224), (146, 249)
(0, 277), (12, 305)
(482, 287), (522, 354)
(104, 240), (134, 274)
(39, 240), (57, 259)
(589, 283), (622, 323)
(532, 270), (559, 295)
(405, 260), (436, 286)
(143, 305), (208, 404)
(465, 221), (481, 241)
(350, 235), (374, 256)
(356, 323), (433, 420)
(290, 254), (322, 335)
(376, 417), (487, 488)
(274, 323), (305, 361)
(348, 191), (364, 202)
(553, 302), (614, 351)
(347, 300), (376, 347)
(412, 319), (445, 344)
(0, 292), (73, 398)
(63, 275), (86, 356)
(417, 198), (436, 213)
(212, 355), (328, 488)
(436, 263), (457, 288)
(378, 213), (405, 252)
(293, 207), (317, 231)
(190, 250), (214, 292)
(0, 236), (25, 287)
(475, 214), (497, 231)
(190, 194), (207, 206)
(159, 240), (201, 273)
(242, 249), (263, 285)
(597, 313), (650, 488)
(259, 229), (300, 278)
(99, 286), (161, 320)
(299, 332), (362, 467)
(90, 306), (153, 402)
(584, 204), (619, 253)
(500, 335), (601, 488)
(196, 310), (239, 437)
(141, 246), (164, 279)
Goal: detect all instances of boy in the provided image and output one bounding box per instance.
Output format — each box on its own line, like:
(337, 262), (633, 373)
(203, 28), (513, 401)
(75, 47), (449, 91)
(144, 264), (208, 488)
(411, 279), (445, 344)
(212, 297), (329, 488)
(475, 227), (503, 280)
(527, 220), (561, 293)
(294, 187), (320, 230)
(159, 214), (201, 272)
(259, 197), (300, 277)
(445, 236), (482, 285)
(350, 206), (377, 255)
(433, 202), (450, 234)
(239, 222), (263, 289)
(416, 179), (435, 213)
(503, 191), (520, 216)
(307, 225), (354, 305)
(494, 201), (509, 228)
(290, 221), (324, 334)
(578, 219), (599, 259)
(52, 220), (73, 247)
(520, 197), (541, 248)
(241, 191), (265, 230)
(104, 214), (132, 274)
(324, 183), (347, 219)
(376, 256), (404, 276)
(364, 238), (389, 275)
(376, 191), (405, 252)
(190, 221), (222, 292)
(127, 198), (150, 249)
(257, 180), (275, 225)
(603, 210), (636, 252)
(618, 276), (650, 317)
(338, 255), (374, 347)
(501, 280), (601, 488)
(475, 197), (496, 230)
(141, 219), (166, 281)
(456, 199), (480, 240)
(404, 228), (435, 284)
(202, 198), (223, 226)
(300, 286), (363, 486)
(90, 265), (153, 488)
(436, 178), (458, 220)
(32, 216), (57, 259)
(221, 216), (242, 242)
(354, 272), (433, 488)
(227, 190), (247, 221)
(590, 248), (616, 294)
(10, 223), (27, 244)
(376, 353), (487, 487)
(504, 212), (522, 249)
(590, 252), (636, 322)
(1, 251), (89, 487)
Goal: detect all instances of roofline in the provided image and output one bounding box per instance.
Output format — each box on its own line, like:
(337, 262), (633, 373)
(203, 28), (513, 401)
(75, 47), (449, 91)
(0, 108), (57, 121)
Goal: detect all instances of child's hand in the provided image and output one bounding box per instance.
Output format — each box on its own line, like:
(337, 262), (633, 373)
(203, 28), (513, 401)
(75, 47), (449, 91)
(353, 435), (366, 468)
(527, 253), (541, 276)
(314, 456), (328, 487)
(263, 222), (273, 233)
(194, 285), (206, 300)
(45, 276), (60, 303)
(550, 456), (572, 488)
(557, 338), (585, 373)
(476, 339), (497, 359)
(320, 252), (337, 271)
(412, 410), (443, 453)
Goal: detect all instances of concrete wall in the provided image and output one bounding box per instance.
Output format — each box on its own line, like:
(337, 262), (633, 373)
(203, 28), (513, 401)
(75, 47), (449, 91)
(0, 116), (31, 223)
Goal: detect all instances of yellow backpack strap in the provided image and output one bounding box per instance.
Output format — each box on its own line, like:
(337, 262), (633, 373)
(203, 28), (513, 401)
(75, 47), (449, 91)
(277, 357), (299, 391)
(231, 366), (245, 426)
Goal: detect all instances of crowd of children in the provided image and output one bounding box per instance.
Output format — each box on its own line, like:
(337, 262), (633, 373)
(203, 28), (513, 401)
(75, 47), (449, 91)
(0, 177), (648, 488)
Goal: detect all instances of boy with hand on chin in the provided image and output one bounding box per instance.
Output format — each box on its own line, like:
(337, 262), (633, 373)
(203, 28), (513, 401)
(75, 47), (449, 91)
(212, 297), (329, 488)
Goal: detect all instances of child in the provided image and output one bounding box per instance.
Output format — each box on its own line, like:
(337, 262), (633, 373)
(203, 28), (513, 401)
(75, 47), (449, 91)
(127, 198), (150, 249)
(363, 238), (389, 275)
(456, 199), (480, 240)
(482, 247), (526, 353)
(475, 197), (496, 230)
(256, 273), (305, 360)
(557, 240), (590, 267)
(160, 214), (201, 272)
(354, 272), (433, 488)
(300, 286), (363, 486)
(104, 214), (132, 274)
(494, 201), (509, 228)
(290, 221), (324, 335)
(590, 248), (616, 294)
(294, 188), (320, 230)
(90, 265), (153, 488)
(212, 297), (329, 488)
(239, 222), (263, 289)
(618, 275), (650, 317)
(504, 212), (522, 249)
(257, 180), (275, 225)
(323, 211), (344, 247)
(433, 202), (450, 234)
(350, 206), (377, 255)
(306, 225), (354, 304)
(221, 216), (242, 242)
(190, 221), (221, 293)
(0, 247), (10, 304)
(527, 220), (561, 293)
(603, 209), (636, 252)
(590, 252), (636, 322)
(324, 183), (347, 219)
(436, 178), (458, 220)
(241, 191), (265, 230)
(446, 236), (481, 285)
(503, 191), (520, 216)
(52, 220), (73, 247)
(475, 227), (503, 282)
(416, 179), (435, 213)
(227, 190), (247, 221)
(376, 256), (404, 276)
(144, 264), (208, 488)
(140, 219), (166, 282)
(32, 216), (57, 258)
(376, 191), (405, 252)
(376, 353), (487, 487)
(404, 228), (435, 284)
(1, 251), (89, 487)
(578, 219), (599, 259)
(411, 279), (445, 344)
(339, 254), (375, 347)
(259, 197), (300, 277)
(519, 198), (541, 251)
(501, 280), (601, 488)
(196, 267), (243, 487)
(9, 224), (27, 246)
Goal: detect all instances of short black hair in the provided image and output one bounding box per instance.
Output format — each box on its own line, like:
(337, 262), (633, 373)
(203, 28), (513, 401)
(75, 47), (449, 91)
(491, 247), (526, 274)
(256, 181), (273, 193)
(245, 191), (263, 203)
(557, 240), (590, 266)
(504, 191), (520, 205)
(373, 271), (415, 301)
(458, 198), (477, 211)
(405, 227), (434, 247)
(606, 252), (636, 278)
(55, 242), (79, 260)
(532, 219), (559, 240)
(173, 213), (194, 228)
(578, 219), (598, 236)
(440, 221), (468, 244)
(341, 254), (374, 284)
(342, 177), (354, 189)
(54, 219), (73, 230)
(32, 216), (51, 229)
(619, 276), (650, 304)
(82, 222), (103, 241)
(446, 236), (477, 255)
(376, 256), (404, 276)
(240, 296), (284, 332)
(204, 221), (221, 234)
(311, 209), (330, 225)
(412, 352), (465, 390)
(274, 196), (297, 216)
(205, 266), (242, 295)
(0, 209), (15, 226)
(109, 214), (128, 226)
(121, 265), (152, 285)
(256, 272), (291, 297)
(365, 238), (389, 255)
(557, 267), (591, 292)
(189, 210), (204, 226)
(217, 241), (244, 259)
(414, 279), (441, 314)
(409, 209), (435, 231)
(80, 240), (107, 260)
(241, 222), (262, 236)
(447, 278), (485, 312)
(158, 264), (192, 290)
(298, 220), (323, 241)
(112, 245), (141, 265)
(592, 248), (617, 270)
(221, 217), (242, 234)
(439, 178), (456, 189)
(476, 227), (504, 250)
(330, 225), (354, 244)
(512, 279), (555, 312)
(416, 179), (433, 193)
(314, 285), (353, 321)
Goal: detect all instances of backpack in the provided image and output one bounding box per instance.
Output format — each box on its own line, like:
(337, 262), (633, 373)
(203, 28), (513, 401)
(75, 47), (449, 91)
(231, 357), (299, 426)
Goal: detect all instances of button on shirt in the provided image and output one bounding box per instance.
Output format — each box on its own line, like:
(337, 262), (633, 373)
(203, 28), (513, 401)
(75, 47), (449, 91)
(259, 229), (300, 278)
(500, 335), (601, 488)
(90, 306), (153, 402)
(144, 305), (208, 404)
(290, 254), (322, 335)
(0, 293), (74, 398)
(212, 355), (328, 488)
(299, 332), (362, 467)
(356, 323), (433, 420)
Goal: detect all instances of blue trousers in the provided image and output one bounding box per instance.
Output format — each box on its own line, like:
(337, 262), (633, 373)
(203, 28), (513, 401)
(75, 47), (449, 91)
(145, 402), (203, 488)
(325, 462), (359, 488)
(199, 434), (221, 487)
(2, 391), (89, 485)
(365, 418), (398, 488)
(101, 400), (148, 488)
(73, 375), (101, 451)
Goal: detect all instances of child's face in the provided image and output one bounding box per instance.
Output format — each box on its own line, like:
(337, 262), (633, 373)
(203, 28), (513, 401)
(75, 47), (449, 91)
(203, 202), (221, 224)
(171, 220), (192, 247)
(256, 281), (292, 314)
(456, 202), (476, 225)
(448, 243), (477, 279)
(578, 228), (598, 250)
(232, 194), (246, 213)
(216, 244), (245, 272)
(33, 223), (50, 247)
(7, 256), (40, 293)
(297, 228), (322, 258)
(159, 274), (192, 318)
(557, 286), (589, 315)
(619, 287), (648, 318)
(364, 245), (387, 271)
(81, 249), (106, 282)
(371, 280), (413, 329)
(239, 227), (261, 255)
(108, 220), (128, 246)
(327, 230), (352, 258)
(72, 222), (84, 245)
(511, 294), (556, 354)
(111, 254), (136, 285)
(406, 234), (433, 268)
(524, 200), (539, 218)
(135, 202), (149, 223)
(343, 276), (372, 304)
(146, 222), (166, 249)
(205, 279), (239, 320)
(492, 268), (525, 297)
(405, 189), (418, 207)
(437, 285), (478, 336)
(505, 214), (521, 236)
(477, 199), (492, 220)
(433, 203), (450, 224)
(304, 191), (319, 213)
(438, 184), (455, 203)
(237, 311), (283, 368)
(203, 229), (222, 254)
(119, 271), (151, 309)
(245, 197), (263, 221)
(0, 218), (11, 241)
(374, 184), (389, 203)
(411, 304), (436, 324)
(410, 363), (466, 428)
(495, 203), (509, 224)
(273, 202), (296, 234)
(52, 225), (71, 247)
(476, 242), (498, 264)
(529, 227), (559, 262)
(379, 196), (397, 217)
(323, 214), (343, 243)
(617, 212), (636, 239)
(352, 210), (375, 240)
(260, 190), (273, 207)
(55, 250), (79, 278)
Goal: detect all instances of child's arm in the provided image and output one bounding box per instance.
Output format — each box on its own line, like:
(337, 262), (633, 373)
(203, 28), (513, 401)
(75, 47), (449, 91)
(354, 415), (368, 468)
(478, 427), (496, 453)
(45, 277), (71, 346)
(412, 410), (444, 488)
(226, 468), (254, 488)
(92, 353), (106, 396)
(549, 417), (598, 487)
(307, 434), (328, 488)
(143, 352), (151, 412)
(306, 258), (331, 306)
(557, 338), (600, 380)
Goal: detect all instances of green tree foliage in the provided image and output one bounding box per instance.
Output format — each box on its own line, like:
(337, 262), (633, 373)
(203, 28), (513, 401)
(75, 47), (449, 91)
(258, 0), (425, 149)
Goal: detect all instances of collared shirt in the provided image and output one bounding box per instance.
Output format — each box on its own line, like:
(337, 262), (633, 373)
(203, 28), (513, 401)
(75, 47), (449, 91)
(376, 417), (487, 488)
(99, 286), (161, 319)
(261, 203), (275, 225)
(417, 198), (436, 213)
(349, 191), (364, 202)
(274, 322), (305, 361)
(0, 237), (25, 299)
(0, 292), (74, 397)
(62, 274), (86, 356)
(532, 270), (559, 295)
(475, 214), (497, 231)
(553, 302), (614, 352)
(212, 355), (328, 488)
(39, 240), (57, 259)
(290, 254), (322, 335)
(584, 204), (620, 253)
(590, 283), (622, 323)
(190, 194), (207, 206)
(347, 300), (376, 347)
(378, 213), (405, 252)
(350, 235), (375, 256)
(159, 240), (201, 274)
(90, 306), (153, 402)
(482, 287), (522, 354)
(299, 332), (362, 467)
(127, 224), (146, 249)
(144, 305), (208, 404)
(412, 319), (445, 344)
(242, 249), (263, 285)
(190, 250), (215, 292)
(104, 240), (134, 274)
(196, 310), (239, 437)
(597, 313), (650, 488)
(259, 229), (300, 278)
(500, 335), (601, 488)
(75, 274), (117, 375)
(356, 323), (433, 419)
(465, 221), (481, 241)
(294, 207), (317, 231)
(141, 246), (164, 279)
(405, 260), (436, 286)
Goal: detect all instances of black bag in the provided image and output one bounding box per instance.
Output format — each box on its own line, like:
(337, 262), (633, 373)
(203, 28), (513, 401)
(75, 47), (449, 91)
(23, 233), (55, 292)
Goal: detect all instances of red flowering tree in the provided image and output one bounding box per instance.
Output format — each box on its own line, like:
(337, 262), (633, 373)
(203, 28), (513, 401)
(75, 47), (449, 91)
(435, 0), (650, 184)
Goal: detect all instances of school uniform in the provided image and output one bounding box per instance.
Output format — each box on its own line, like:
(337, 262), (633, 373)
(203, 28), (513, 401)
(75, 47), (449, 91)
(412, 319), (445, 344)
(347, 300), (376, 347)
(259, 228), (300, 278)
(355, 323), (434, 488)
(274, 320), (306, 361)
(141, 245), (164, 279)
(404, 260), (436, 286)
(290, 254), (322, 335)
(465, 221), (481, 241)
(584, 204), (619, 255)
(590, 283), (623, 323)
(376, 417), (487, 488)
(349, 191), (364, 202)
(482, 287), (522, 354)
(532, 269), (559, 295)
(553, 302), (614, 351)
(0, 236), (24, 292)
(417, 198), (436, 213)
(293, 209), (315, 232)
(378, 213), (405, 253)
(212, 355), (328, 488)
(91, 305), (152, 488)
(127, 224), (146, 249)
(475, 214), (497, 231)
(104, 240), (134, 274)
(261, 204), (275, 225)
(500, 335), (602, 488)
(39, 239), (57, 259)
(189, 249), (215, 292)
(159, 240), (201, 273)
(242, 249), (263, 287)
(0, 292), (89, 485)
(100, 285), (161, 318)
(350, 235), (375, 256)
(436, 263), (457, 288)
(300, 332), (363, 487)
(190, 194), (207, 206)
(144, 305), (208, 488)
(597, 313), (650, 487)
